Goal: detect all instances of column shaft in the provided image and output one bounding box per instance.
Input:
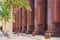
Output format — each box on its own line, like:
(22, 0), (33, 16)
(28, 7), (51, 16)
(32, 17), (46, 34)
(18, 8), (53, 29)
(32, 0), (46, 35)
(15, 7), (19, 33)
(45, 0), (60, 37)
(26, 0), (34, 34)
(18, 8), (22, 32)
(21, 8), (27, 33)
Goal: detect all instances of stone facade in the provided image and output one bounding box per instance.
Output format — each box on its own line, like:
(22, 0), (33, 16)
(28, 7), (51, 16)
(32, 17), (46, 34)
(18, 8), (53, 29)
(4, 0), (60, 37)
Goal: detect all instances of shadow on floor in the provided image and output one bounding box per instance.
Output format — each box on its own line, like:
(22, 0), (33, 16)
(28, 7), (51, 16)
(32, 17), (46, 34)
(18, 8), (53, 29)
(0, 32), (7, 37)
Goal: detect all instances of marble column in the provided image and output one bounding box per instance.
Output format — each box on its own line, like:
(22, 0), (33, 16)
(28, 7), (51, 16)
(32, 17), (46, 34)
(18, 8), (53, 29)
(18, 8), (22, 32)
(45, 0), (60, 37)
(32, 0), (46, 35)
(14, 6), (20, 33)
(21, 8), (27, 33)
(26, 0), (34, 34)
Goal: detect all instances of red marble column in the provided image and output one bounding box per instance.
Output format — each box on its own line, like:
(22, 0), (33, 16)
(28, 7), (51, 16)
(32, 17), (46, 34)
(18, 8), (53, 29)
(15, 6), (19, 33)
(18, 8), (22, 32)
(13, 6), (18, 32)
(26, 0), (34, 34)
(21, 8), (27, 33)
(13, 7), (22, 33)
(32, 0), (45, 35)
(45, 0), (60, 37)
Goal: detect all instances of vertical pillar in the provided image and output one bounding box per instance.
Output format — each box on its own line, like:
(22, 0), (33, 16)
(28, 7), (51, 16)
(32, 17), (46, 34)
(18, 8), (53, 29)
(45, 0), (60, 37)
(15, 6), (19, 33)
(32, 0), (45, 35)
(18, 8), (22, 32)
(21, 8), (27, 33)
(26, 0), (34, 34)
(13, 7), (22, 33)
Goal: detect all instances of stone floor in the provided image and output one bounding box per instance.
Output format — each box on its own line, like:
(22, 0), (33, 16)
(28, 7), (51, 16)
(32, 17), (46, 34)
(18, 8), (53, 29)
(0, 32), (60, 40)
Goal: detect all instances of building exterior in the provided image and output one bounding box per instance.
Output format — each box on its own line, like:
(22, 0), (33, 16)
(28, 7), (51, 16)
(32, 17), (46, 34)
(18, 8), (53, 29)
(2, 0), (60, 37)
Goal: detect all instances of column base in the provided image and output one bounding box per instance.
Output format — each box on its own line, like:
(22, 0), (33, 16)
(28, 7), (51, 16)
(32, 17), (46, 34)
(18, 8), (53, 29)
(21, 30), (26, 33)
(13, 27), (22, 34)
(15, 27), (20, 33)
(45, 22), (60, 38)
(45, 31), (60, 37)
(32, 24), (44, 36)
(26, 30), (33, 34)
(21, 26), (27, 33)
(32, 31), (44, 36)
(26, 25), (34, 34)
(18, 27), (22, 32)
(53, 22), (60, 37)
(45, 31), (54, 39)
(45, 31), (60, 39)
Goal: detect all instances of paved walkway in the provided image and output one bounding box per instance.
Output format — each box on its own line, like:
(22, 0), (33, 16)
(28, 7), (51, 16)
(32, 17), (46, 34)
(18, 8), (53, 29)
(0, 32), (60, 40)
